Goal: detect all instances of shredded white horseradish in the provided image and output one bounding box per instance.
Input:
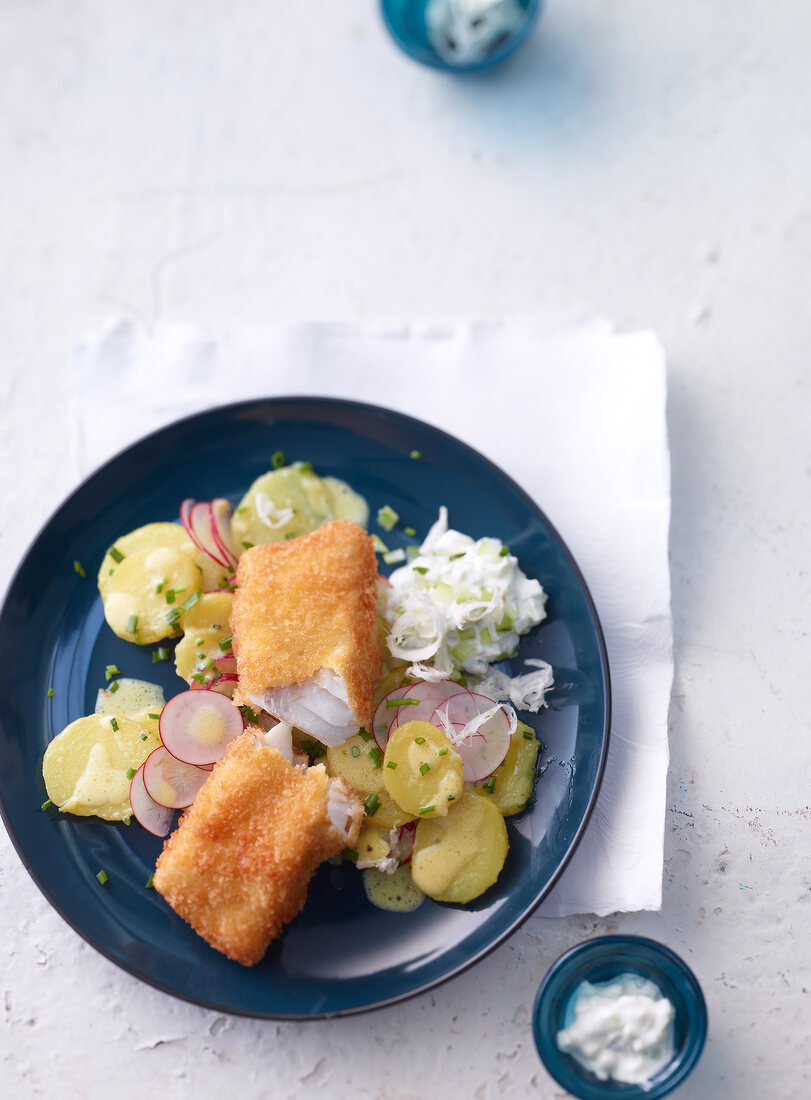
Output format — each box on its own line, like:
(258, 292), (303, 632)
(380, 507), (552, 708)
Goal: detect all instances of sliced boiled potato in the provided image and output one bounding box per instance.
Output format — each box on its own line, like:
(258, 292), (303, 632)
(98, 522), (192, 597)
(101, 545), (200, 645)
(231, 465), (368, 549)
(411, 789), (508, 904)
(382, 720), (464, 819)
(43, 714), (161, 821)
(326, 733), (415, 829)
(355, 825), (392, 864)
(174, 591), (234, 683)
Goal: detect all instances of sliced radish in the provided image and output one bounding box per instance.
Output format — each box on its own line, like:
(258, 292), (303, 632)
(210, 499), (238, 569)
(213, 654), (237, 676)
(391, 679), (469, 730)
(205, 673), (239, 698)
(129, 763), (174, 836)
(159, 688), (244, 766)
(394, 821), (417, 864)
(143, 746), (211, 808)
(372, 685), (414, 749)
(180, 498), (233, 570)
(431, 691), (513, 782)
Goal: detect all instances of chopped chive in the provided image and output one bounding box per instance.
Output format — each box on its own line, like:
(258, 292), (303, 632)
(482, 775), (497, 793)
(155, 579), (166, 594)
(145, 874), (154, 888)
(358, 727), (372, 742)
(368, 745), (383, 768)
(438, 747), (449, 756)
(419, 762), (431, 776)
(413, 566), (429, 575)
(449, 673), (467, 686)
(105, 664), (120, 681)
(414, 736), (426, 745)
(108, 568), (114, 575)
(191, 672), (206, 684)
(447, 794), (456, 801)
(386, 760), (398, 770)
(418, 805), (435, 815)
(40, 799), (52, 811)
(126, 613), (138, 635)
(47, 688), (54, 698)
(236, 506), (248, 514)
(122, 813), (132, 825)
(140, 733), (148, 741)
(203, 656), (216, 669)
(219, 636), (233, 652)
(377, 505), (399, 532)
(73, 560), (86, 578)
(148, 712), (160, 721)
(126, 767), (136, 780)
(109, 546), (124, 564)
(109, 680), (120, 694)
(386, 697), (419, 708)
(404, 526), (417, 537)
(96, 869), (108, 886)
(272, 450), (285, 468)
(523, 729), (535, 740)
(196, 638), (204, 647)
(165, 589), (176, 604)
(409, 450), (422, 460)
(364, 793), (381, 817)
(383, 548), (406, 565)
(242, 541), (254, 550)
(240, 704), (259, 724)
(284, 532), (296, 540)
(499, 545), (510, 557)
(449, 552), (466, 561)
(110, 717), (119, 731)
(181, 590), (201, 613)
(152, 646), (170, 663)
(350, 745), (361, 758)
(342, 848), (359, 863)
(372, 534), (389, 555)
(166, 608), (181, 626)
(298, 461), (313, 473)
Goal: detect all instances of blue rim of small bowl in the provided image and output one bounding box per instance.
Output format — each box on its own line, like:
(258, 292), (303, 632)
(533, 935), (707, 1099)
(380, 0), (542, 73)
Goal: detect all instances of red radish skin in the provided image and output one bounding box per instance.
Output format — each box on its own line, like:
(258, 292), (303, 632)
(159, 688), (244, 766)
(180, 498), (233, 570)
(372, 685), (413, 749)
(209, 499), (238, 570)
(143, 746), (211, 808)
(129, 763), (173, 837)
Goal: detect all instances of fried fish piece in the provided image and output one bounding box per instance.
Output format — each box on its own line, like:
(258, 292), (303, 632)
(153, 730), (363, 966)
(231, 519), (381, 745)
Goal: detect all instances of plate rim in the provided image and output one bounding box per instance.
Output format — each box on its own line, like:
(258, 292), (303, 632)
(0, 394), (612, 1019)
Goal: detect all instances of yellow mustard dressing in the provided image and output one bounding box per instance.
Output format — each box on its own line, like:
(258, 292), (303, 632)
(363, 864), (425, 913)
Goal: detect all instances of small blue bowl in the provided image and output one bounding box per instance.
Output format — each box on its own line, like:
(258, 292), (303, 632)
(380, 0), (542, 73)
(533, 935), (707, 1099)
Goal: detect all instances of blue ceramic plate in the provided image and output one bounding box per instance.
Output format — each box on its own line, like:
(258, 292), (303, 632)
(0, 397), (610, 1018)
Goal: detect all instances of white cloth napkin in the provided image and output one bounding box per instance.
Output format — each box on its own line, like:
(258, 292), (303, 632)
(71, 318), (672, 917)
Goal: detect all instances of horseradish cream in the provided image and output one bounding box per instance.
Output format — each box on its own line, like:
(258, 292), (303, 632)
(425, 0), (528, 66)
(556, 973), (676, 1085)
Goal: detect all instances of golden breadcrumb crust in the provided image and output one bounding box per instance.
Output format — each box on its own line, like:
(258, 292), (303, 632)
(230, 519), (381, 724)
(153, 731), (362, 966)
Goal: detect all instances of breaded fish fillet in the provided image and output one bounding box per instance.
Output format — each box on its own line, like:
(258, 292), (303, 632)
(153, 730), (363, 966)
(231, 519), (381, 745)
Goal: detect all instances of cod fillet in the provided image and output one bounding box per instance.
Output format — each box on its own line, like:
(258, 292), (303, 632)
(231, 519), (381, 745)
(153, 729), (363, 966)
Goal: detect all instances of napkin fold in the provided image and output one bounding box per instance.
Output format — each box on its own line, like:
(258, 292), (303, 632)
(71, 318), (672, 917)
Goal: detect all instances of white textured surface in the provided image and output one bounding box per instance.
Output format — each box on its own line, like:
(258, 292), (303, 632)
(73, 317), (672, 917)
(1, 2), (809, 1099)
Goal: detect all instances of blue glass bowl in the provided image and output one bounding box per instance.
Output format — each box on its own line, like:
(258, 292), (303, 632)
(380, 0), (542, 72)
(533, 936), (707, 1099)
